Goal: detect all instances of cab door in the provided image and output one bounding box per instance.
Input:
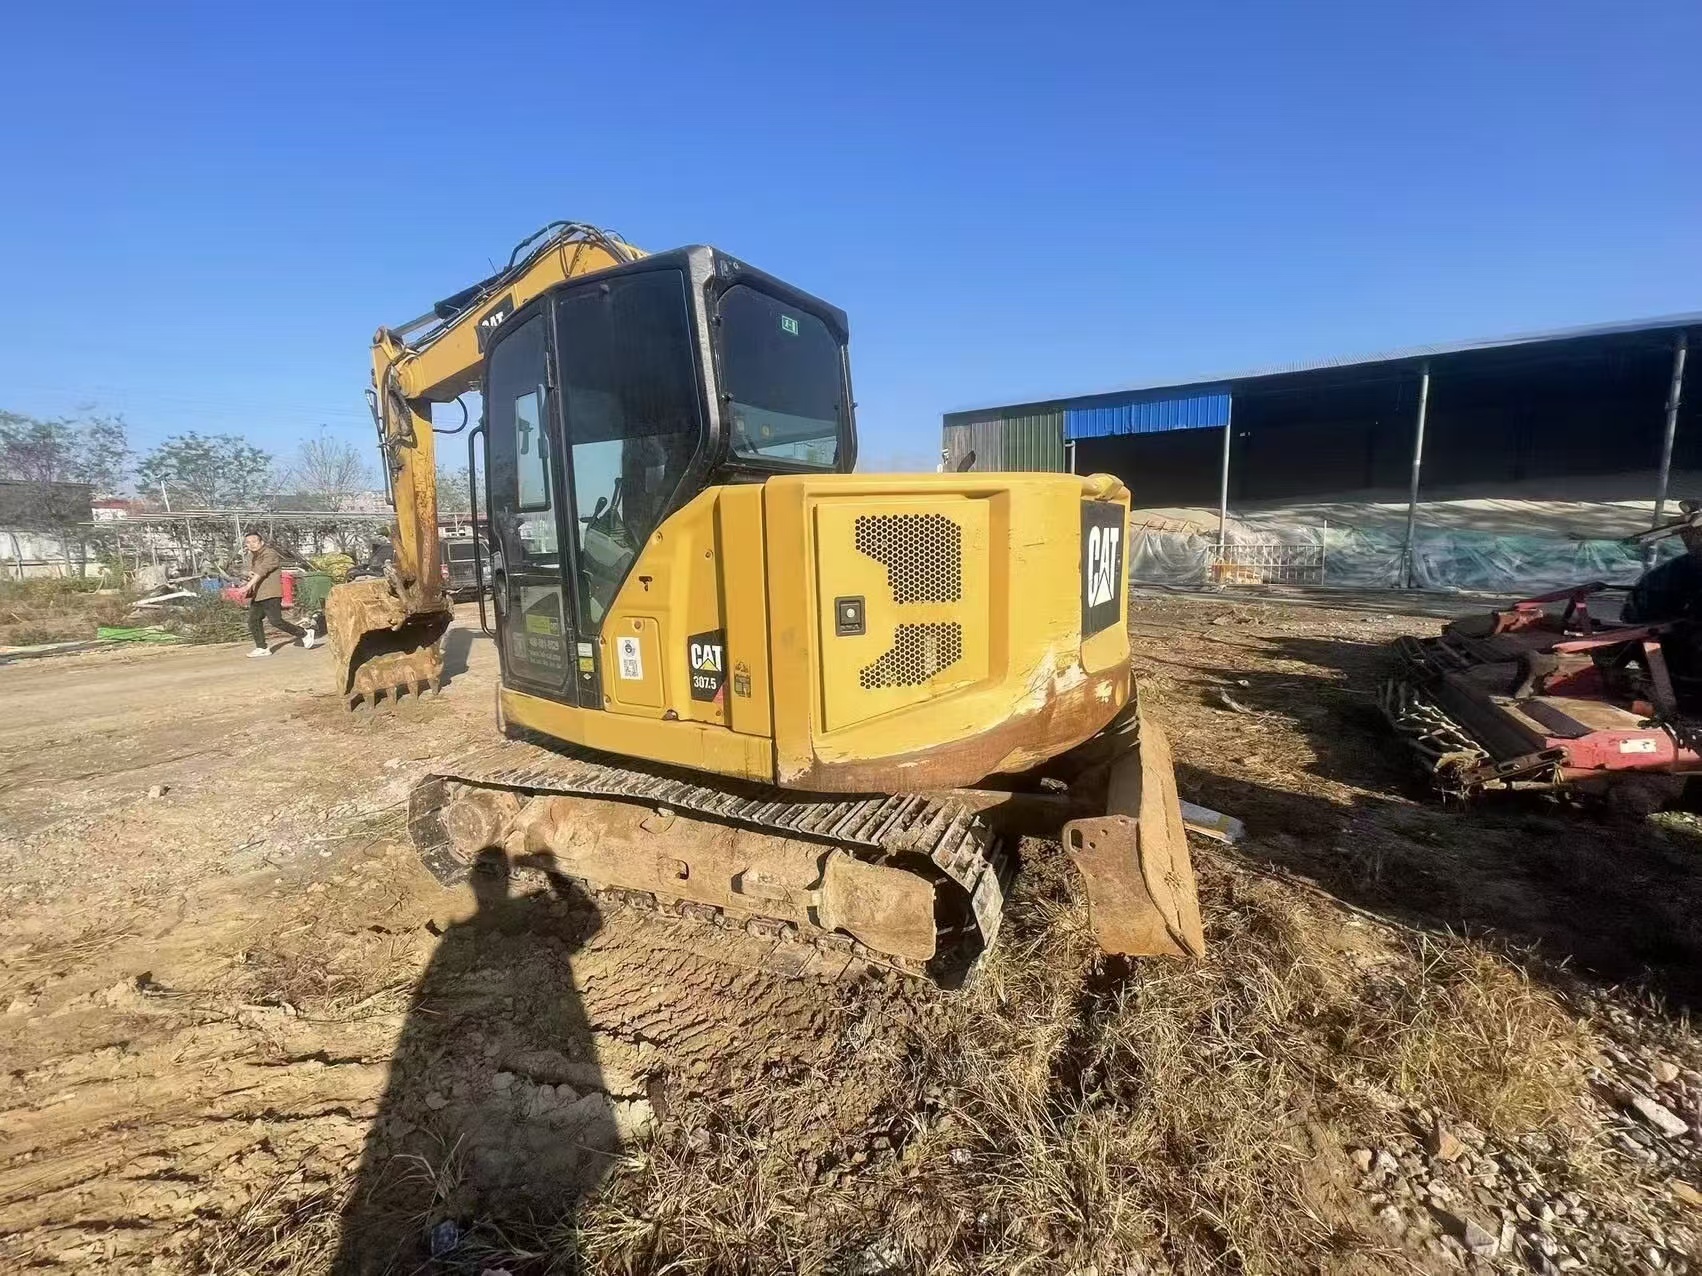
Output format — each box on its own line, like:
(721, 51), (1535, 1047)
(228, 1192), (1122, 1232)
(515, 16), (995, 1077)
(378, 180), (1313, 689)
(483, 265), (710, 714)
(552, 267), (707, 710)
(483, 308), (587, 704)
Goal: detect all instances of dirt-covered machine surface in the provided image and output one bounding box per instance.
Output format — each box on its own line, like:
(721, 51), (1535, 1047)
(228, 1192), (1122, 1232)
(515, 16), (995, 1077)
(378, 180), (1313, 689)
(1382, 582), (1702, 807)
(410, 692), (1202, 989)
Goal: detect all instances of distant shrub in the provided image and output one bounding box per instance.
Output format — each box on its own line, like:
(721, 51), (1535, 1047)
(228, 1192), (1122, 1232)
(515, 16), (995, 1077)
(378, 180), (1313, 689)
(0, 576), (105, 604)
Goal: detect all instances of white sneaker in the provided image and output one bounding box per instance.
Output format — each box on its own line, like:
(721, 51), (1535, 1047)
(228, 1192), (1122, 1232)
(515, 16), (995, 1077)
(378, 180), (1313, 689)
(247, 647), (272, 659)
(301, 629), (317, 650)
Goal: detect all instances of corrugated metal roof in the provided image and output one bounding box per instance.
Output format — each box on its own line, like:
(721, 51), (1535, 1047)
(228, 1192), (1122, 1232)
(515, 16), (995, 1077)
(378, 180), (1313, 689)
(950, 311), (1700, 420)
(1065, 387), (1231, 440)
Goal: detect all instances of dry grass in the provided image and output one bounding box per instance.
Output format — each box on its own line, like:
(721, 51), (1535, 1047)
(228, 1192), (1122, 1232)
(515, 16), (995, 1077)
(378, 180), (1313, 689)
(570, 849), (1597, 1276)
(3, 921), (140, 978)
(160, 843), (1603, 1276)
(0, 577), (265, 647)
(0, 576), (106, 602)
(190, 1137), (591, 1276)
(146, 848), (1613, 1276)
(183, 1157), (353, 1274)
(0, 577), (131, 645)
(1341, 932), (1592, 1137)
(238, 943), (369, 1011)
(164, 595), (255, 644)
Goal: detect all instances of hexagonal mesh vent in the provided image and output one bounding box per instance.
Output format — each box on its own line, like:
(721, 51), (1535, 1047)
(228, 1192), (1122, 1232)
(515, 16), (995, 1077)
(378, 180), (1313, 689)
(854, 513), (962, 604)
(859, 623), (964, 690)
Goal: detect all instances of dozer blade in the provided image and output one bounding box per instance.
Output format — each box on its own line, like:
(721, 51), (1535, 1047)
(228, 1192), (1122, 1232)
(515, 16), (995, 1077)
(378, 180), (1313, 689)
(1061, 705), (1205, 959)
(325, 577), (453, 709)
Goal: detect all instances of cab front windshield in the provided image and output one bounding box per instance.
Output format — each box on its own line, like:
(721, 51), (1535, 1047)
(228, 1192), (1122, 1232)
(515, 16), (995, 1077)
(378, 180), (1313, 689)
(718, 285), (845, 467)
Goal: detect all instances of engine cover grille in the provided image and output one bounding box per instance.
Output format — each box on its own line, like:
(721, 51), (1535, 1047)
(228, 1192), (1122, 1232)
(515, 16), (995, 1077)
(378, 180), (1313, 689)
(854, 513), (962, 604)
(860, 622), (964, 690)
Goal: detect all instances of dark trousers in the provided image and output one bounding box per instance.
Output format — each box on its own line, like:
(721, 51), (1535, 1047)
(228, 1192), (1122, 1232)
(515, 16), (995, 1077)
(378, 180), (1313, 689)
(249, 597), (305, 648)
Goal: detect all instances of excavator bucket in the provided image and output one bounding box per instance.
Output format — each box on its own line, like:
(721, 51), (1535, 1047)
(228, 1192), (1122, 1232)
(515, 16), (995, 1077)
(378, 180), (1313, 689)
(1061, 702), (1205, 959)
(325, 577), (453, 708)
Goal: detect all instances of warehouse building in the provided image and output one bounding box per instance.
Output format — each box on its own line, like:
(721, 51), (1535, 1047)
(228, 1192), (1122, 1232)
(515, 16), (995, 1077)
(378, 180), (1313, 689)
(942, 314), (1696, 589)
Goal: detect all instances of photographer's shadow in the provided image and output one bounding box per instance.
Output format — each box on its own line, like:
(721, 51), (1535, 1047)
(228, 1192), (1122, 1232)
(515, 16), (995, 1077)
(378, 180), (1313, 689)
(334, 851), (618, 1273)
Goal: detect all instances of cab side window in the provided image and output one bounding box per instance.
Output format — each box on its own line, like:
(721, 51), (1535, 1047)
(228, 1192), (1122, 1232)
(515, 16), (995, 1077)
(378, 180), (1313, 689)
(485, 315), (556, 571)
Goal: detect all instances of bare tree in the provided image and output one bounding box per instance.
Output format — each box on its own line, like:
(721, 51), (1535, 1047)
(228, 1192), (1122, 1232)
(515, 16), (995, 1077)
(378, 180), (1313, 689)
(285, 435), (373, 512)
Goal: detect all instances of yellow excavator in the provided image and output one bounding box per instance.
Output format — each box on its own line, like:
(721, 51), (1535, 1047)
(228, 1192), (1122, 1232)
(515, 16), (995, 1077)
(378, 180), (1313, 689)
(326, 221), (1202, 984)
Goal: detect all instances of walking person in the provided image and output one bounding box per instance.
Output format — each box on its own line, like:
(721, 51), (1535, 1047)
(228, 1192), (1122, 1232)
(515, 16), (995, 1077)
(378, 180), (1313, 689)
(240, 530), (317, 658)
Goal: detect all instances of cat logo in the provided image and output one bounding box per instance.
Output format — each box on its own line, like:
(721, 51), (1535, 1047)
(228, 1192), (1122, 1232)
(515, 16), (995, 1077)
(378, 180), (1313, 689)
(1080, 501), (1125, 638)
(687, 630), (726, 704)
(1086, 526), (1121, 608)
(475, 293), (514, 352)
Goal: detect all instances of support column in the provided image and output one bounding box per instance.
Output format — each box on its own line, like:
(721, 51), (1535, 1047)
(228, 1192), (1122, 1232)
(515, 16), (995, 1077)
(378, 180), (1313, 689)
(1066, 439), (1077, 474)
(1651, 331), (1690, 533)
(1401, 364), (1432, 589)
(1217, 397), (1234, 555)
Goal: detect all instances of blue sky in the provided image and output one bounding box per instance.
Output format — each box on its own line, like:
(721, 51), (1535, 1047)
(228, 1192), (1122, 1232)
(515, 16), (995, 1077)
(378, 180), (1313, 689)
(1, 1), (1698, 477)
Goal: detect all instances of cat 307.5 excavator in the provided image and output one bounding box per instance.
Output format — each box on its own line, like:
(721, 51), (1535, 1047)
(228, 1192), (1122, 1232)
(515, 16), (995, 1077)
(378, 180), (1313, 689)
(325, 221), (1202, 985)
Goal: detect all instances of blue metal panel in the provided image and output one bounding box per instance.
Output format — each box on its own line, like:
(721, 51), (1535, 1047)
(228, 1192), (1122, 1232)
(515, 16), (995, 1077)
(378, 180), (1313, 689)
(1064, 386), (1232, 440)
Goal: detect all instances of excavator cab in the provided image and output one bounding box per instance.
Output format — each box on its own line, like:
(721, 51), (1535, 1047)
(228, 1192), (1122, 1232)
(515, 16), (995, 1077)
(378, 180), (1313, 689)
(330, 244), (848, 709)
(475, 247), (851, 712)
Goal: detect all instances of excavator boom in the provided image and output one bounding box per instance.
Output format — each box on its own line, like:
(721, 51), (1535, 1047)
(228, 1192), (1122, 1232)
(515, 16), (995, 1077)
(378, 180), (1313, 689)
(327, 224), (641, 705)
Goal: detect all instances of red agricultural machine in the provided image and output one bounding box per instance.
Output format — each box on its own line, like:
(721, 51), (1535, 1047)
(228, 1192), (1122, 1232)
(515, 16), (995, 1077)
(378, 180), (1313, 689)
(1382, 507), (1702, 813)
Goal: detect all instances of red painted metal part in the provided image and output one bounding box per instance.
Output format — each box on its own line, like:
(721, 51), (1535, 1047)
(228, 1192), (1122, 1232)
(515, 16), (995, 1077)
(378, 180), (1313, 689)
(1551, 623), (1674, 654)
(1388, 583), (1702, 799)
(1488, 582), (1609, 636)
(1554, 729), (1684, 777)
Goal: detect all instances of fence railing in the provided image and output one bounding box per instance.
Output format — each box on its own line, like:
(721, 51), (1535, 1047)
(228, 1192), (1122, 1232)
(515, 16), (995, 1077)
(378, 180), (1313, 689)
(1209, 538), (1326, 586)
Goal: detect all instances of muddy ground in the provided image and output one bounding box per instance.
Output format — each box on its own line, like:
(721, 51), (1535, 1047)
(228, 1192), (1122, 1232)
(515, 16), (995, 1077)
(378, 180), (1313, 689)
(2, 594), (1700, 1274)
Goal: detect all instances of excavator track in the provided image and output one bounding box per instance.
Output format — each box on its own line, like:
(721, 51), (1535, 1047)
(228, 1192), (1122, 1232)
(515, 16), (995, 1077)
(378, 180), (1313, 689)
(408, 744), (1011, 988)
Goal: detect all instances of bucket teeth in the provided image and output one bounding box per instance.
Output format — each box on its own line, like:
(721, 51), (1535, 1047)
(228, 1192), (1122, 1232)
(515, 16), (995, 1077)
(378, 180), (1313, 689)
(324, 577), (451, 713)
(347, 678), (434, 711)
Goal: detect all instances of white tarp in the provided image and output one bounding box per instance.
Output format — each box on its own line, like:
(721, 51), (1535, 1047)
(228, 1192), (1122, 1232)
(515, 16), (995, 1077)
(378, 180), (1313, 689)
(1128, 514), (1671, 593)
